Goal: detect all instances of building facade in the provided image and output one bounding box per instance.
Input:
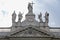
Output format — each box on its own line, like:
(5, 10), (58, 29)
(0, 3), (60, 40)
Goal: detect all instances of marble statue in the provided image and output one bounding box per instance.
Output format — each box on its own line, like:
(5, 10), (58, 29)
(45, 12), (49, 23)
(39, 12), (43, 22)
(28, 3), (33, 12)
(12, 11), (16, 23)
(18, 12), (22, 22)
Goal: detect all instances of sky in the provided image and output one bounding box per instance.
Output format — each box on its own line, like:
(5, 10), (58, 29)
(0, 0), (60, 27)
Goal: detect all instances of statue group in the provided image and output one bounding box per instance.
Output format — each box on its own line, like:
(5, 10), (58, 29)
(12, 3), (49, 23)
(39, 12), (49, 23)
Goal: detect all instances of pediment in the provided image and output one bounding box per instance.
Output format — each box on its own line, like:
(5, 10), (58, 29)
(10, 27), (52, 37)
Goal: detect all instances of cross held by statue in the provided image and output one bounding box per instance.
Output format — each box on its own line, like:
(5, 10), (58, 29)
(30, 1), (35, 7)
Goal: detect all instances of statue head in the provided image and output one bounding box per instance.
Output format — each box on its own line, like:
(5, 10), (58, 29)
(45, 12), (49, 17)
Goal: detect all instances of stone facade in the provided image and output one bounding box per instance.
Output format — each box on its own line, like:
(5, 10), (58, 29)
(0, 2), (60, 40)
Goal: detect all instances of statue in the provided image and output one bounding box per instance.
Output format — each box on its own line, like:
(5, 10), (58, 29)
(45, 12), (49, 23)
(12, 11), (16, 23)
(18, 12), (22, 22)
(28, 2), (34, 13)
(39, 12), (43, 22)
(28, 3), (33, 12)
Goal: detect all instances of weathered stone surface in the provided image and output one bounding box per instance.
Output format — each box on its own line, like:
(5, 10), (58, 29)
(0, 2), (60, 40)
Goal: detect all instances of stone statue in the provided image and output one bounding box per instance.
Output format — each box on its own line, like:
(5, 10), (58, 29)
(18, 12), (22, 22)
(28, 3), (33, 13)
(12, 11), (16, 23)
(45, 12), (49, 23)
(39, 12), (43, 22)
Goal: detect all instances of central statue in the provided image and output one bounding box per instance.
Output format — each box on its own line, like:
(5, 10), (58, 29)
(28, 3), (33, 13)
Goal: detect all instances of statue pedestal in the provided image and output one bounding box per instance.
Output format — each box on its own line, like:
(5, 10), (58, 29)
(44, 22), (48, 27)
(44, 22), (50, 32)
(39, 22), (49, 32)
(39, 22), (44, 27)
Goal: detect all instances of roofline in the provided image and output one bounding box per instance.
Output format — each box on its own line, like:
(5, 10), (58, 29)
(49, 27), (60, 29)
(0, 27), (60, 29)
(0, 27), (11, 29)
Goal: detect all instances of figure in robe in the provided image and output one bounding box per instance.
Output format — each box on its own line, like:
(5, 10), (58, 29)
(12, 11), (16, 23)
(18, 12), (22, 22)
(28, 3), (33, 12)
(45, 12), (49, 23)
(39, 13), (43, 22)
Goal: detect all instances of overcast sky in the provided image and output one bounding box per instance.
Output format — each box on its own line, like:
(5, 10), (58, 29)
(0, 0), (60, 27)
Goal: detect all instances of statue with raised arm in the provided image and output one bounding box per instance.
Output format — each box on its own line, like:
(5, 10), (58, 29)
(28, 3), (33, 13)
(45, 12), (49, 23)
(39, 12), (43, 22)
